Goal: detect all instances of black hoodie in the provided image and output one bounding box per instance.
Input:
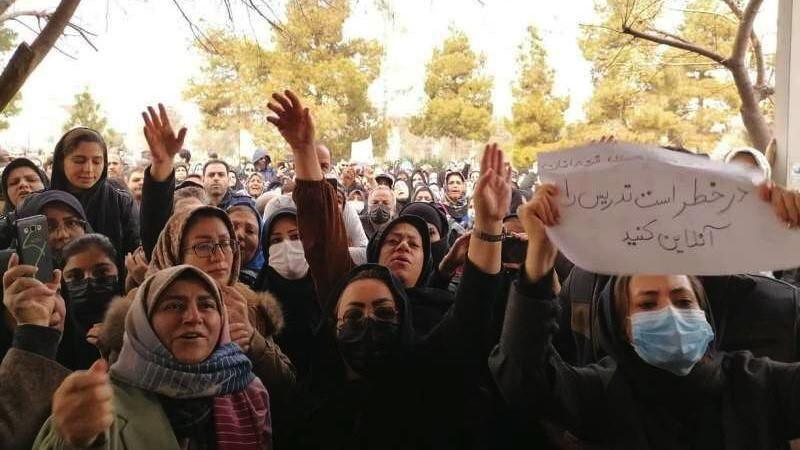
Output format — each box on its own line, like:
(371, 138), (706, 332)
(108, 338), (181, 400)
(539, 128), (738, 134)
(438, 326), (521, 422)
(50, 128), (140, 269)
(491, 272), (800, 449)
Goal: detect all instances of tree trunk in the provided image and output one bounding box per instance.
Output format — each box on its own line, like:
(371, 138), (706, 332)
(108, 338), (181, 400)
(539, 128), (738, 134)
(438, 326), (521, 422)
(0, 0), (81, 112)
(0, 0), (16, 18)
(728, 60), (773, 151)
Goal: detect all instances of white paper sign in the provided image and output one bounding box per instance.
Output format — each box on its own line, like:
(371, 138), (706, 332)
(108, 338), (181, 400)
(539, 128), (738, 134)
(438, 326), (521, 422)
(538, 143), (800, 275)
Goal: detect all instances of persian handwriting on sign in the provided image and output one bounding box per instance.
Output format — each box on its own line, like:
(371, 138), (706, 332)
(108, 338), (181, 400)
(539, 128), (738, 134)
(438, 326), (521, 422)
(621, 218), (731, 254)
(561, 178), (751, 220)
(537, 143), (800, 276)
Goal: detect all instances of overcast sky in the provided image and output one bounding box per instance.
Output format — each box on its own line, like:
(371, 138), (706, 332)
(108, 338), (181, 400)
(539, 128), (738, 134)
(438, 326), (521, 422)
(0, 0), (778, 153)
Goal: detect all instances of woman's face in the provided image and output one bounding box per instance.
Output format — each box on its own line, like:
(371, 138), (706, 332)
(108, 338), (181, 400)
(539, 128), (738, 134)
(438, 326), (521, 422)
(228, 207), (260, 264)
(228, 172), (238, 188)
(175, 166), (188, 181)
(43, 203), (87, 255)
(412, 173), (425, 186)
(181, 216), (236, 284)
(624, 275), (702, 340)
(348, 191), (364, 202)
(378, 223), (424, 288)
(63, 142), (104, 190)
(6, 166), (44, 208)
(151, 277), (221, 365)
(337, 278), (399, 329)
(269, 215), (299, 246)
(63, 246), (118, 282)
(446, 175), (464, 199)
(413, 190), (433, 203)
(247, 175), (264, 197)
(244, 163), (256, 177)
(394, 181), (410, 201)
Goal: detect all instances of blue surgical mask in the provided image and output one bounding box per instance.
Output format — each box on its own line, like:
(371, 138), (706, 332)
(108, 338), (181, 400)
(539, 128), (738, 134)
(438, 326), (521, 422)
(630, 306), (714, 376)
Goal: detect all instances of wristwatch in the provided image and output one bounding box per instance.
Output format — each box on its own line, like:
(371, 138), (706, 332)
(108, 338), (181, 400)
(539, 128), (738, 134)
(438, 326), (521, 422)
(474, 229), (504, 242)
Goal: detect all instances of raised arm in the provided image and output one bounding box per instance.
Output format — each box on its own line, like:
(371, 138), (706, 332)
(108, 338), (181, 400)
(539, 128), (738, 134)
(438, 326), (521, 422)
(488, 185), (611, 437)
(267, 91), (353, 306)
(140, 104), (186, 259)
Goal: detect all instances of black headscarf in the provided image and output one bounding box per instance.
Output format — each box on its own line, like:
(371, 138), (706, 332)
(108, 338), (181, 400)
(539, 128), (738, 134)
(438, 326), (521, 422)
(366, 215), (433, 289)
(595, 276), (724, 444)
(16, 189), (91, 226)
(442, 172), (468, 220)
(1, 157), (49, 212)
(50, 128), (124, 243)
(398, 202), (450, 271)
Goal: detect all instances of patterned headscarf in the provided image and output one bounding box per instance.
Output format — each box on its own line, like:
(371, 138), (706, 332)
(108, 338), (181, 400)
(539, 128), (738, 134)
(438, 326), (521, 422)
(110, 265), (271, 449)
(149, 204), (241, 286)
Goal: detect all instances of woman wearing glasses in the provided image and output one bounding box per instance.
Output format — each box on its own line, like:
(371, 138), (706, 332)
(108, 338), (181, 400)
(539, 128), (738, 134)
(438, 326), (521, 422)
(98, 203), (295, 400)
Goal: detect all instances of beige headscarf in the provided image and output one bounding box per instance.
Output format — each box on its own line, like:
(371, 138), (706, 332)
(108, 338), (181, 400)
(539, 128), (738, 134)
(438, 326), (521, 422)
(149, 204), (241, 286)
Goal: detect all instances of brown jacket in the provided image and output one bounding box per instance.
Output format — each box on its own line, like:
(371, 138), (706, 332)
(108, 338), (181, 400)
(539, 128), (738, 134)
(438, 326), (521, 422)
(0, 348), (71, 450)
(99, 281), (295, 399)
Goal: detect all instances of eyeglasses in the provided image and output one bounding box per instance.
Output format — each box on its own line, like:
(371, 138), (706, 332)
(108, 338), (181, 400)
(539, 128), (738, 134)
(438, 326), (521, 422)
(47, 218), (87, 235)
(337, 305), (399, 330)
(182, 240), (239, 258)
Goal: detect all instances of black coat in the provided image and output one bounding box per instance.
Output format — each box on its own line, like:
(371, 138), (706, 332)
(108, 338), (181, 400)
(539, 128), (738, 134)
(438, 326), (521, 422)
(140, 167), (174, 260)
(556, 266), (800, 366)
(281, 261), (501, 450)
(490, 273), (800, 450)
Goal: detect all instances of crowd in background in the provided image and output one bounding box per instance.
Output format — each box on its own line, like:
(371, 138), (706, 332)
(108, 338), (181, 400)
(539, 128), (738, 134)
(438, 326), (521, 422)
(0, 90), (798, 450)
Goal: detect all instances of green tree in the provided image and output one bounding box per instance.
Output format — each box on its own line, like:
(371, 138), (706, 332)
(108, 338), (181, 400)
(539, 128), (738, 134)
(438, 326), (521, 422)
(0, 26), (20, 130)
(508, 25), (568, 168)
(62, 87), (122, 146)
(186, 0), (384, 161)
(411, 29), (493, 148)
(574, 0), (771, 152)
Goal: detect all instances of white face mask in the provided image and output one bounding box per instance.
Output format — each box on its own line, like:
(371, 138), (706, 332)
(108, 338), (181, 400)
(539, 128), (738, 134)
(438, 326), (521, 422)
(268, 240), (309, 280)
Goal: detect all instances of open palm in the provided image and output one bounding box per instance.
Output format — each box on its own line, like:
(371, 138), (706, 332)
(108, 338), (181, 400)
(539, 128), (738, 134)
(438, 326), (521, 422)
(473, 143), (512, 223)
(267, 90), (315, 153)
(142, 103), (187, 165)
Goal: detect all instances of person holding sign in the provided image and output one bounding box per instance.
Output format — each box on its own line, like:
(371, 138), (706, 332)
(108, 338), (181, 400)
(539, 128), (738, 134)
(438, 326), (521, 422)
(489, 183), (800, 449)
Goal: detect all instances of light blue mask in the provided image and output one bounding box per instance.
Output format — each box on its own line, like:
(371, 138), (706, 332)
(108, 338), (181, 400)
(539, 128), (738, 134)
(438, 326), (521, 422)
(630, 306), (714, 376)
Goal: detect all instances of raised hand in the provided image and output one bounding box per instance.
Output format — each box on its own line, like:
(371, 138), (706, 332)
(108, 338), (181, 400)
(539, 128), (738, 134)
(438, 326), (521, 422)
(3, 253), (63, 329)
(222, 286), (254, 353)
(439, 232), (471, 276)
(142, 103), (187, 182)
(518, 183), (561, 282)
(267, 90), (322, 180)
(52, 359), (114, 447)
(758, 182), (800, 229)
(473, 143), (512, 225)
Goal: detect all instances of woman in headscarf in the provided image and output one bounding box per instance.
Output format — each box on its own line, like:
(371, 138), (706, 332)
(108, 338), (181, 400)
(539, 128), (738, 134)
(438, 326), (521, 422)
(50, 128), (140, 270)
(226, 196), (265, 288)
(34, 265), (271, 450)
(103, 204), (295, 399)
(490, 185), (800, 450)
(255, 195), (320, 381)
(411, 185), (435, 203)
(246, 172), (266, 198)
(411, 170), (428, 188)
(393, 179), (411, 211)
(443, 171), (469, 227)
(0, 158), (49, 248)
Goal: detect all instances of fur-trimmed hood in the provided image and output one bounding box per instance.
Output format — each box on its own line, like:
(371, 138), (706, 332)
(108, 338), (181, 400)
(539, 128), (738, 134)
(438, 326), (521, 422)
(98, 282), (284, 362)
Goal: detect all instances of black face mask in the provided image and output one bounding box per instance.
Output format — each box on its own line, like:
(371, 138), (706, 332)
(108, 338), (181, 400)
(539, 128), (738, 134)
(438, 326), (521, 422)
(369, 205), (392, 225)
(65, 275), (119, 332)
(337, 318), (400, 379)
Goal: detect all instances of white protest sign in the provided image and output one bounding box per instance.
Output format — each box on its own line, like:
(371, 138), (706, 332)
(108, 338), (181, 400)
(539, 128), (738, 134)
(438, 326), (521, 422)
(538, 143), (800, 275)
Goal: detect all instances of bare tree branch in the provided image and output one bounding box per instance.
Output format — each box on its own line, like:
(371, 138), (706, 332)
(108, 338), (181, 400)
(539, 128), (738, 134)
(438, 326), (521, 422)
(0, 0), (17, 19)
(621, 25), (727, 64)
(0, 0), (82, 112)
(729, 0), (764, 63)
(0, 9), (49, 23)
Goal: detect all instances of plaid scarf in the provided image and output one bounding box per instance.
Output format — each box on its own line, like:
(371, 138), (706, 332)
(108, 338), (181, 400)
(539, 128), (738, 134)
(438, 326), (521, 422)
(110, 266), (271, 449)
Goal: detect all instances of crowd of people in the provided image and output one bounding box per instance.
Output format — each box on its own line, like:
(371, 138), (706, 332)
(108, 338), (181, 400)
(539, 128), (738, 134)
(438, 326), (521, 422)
(0, 89), (798, 450)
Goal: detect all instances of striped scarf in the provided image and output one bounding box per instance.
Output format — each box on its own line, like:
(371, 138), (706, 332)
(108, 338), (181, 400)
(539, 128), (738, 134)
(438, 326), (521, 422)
(110, 265), (271, 449)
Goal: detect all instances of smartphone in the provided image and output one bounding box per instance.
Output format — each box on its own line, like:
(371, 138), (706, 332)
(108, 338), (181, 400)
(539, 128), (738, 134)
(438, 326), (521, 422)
(502, 236), (527, 265)
(15, 215), (53, 283)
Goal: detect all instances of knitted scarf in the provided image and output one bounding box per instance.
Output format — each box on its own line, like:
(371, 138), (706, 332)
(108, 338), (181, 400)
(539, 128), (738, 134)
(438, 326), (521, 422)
(110, 265), (270, 449)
